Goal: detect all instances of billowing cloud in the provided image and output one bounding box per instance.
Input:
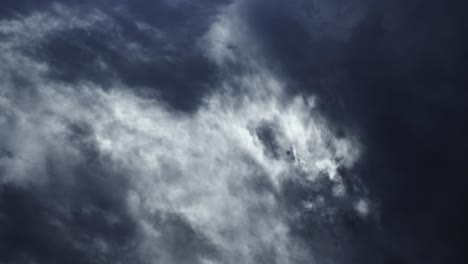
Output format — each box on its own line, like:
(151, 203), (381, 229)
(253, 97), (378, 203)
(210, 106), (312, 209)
(0, 2), (373, 264)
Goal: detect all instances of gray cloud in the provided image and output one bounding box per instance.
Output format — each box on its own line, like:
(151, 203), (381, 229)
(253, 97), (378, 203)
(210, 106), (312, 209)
(0, 2), (373, 264)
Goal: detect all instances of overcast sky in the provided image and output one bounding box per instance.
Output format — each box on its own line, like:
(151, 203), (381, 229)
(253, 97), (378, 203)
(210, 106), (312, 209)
(0, 1), (467, 264)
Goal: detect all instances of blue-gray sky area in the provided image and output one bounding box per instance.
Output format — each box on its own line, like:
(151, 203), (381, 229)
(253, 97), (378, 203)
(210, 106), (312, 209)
(0, 1), (467, 263)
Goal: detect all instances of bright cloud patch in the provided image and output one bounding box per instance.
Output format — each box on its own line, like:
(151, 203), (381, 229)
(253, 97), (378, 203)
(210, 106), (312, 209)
(0, 3), (369, 264)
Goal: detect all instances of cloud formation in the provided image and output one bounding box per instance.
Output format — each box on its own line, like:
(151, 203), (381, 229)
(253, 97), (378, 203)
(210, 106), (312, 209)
(0, 2), (373, 264)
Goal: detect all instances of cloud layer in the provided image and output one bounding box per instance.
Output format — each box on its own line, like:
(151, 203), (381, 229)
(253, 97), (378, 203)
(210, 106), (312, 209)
(0, 2), (371, 264)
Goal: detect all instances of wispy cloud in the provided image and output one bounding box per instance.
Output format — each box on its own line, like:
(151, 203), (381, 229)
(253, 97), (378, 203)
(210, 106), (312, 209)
(0, 2), (369, 263)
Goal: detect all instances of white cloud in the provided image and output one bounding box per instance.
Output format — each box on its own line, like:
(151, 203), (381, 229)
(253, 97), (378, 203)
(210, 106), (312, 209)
(0, 3), (106, 48)
(0, 3), (368, 264)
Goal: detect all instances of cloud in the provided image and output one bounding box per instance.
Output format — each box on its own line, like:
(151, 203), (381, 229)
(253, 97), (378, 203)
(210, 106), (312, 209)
(231, 1), (468, 262)
(0, 2), (371, 264)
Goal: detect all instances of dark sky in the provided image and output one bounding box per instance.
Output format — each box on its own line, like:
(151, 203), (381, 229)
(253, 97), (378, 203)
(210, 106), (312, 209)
(0, 1), (467, 264)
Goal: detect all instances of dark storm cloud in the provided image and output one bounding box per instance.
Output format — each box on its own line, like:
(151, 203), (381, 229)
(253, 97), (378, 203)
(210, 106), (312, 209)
(236, 0), (468, 263)
(1, 0), (466, 263)
(0, 0), (51, 17)
(32, 21), (217, 111)
(0, 2), (370, 263)
(4, 0), (231, 111)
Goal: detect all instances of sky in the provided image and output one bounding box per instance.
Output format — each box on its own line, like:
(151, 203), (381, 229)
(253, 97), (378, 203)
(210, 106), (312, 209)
(0, 1), (467, 264)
